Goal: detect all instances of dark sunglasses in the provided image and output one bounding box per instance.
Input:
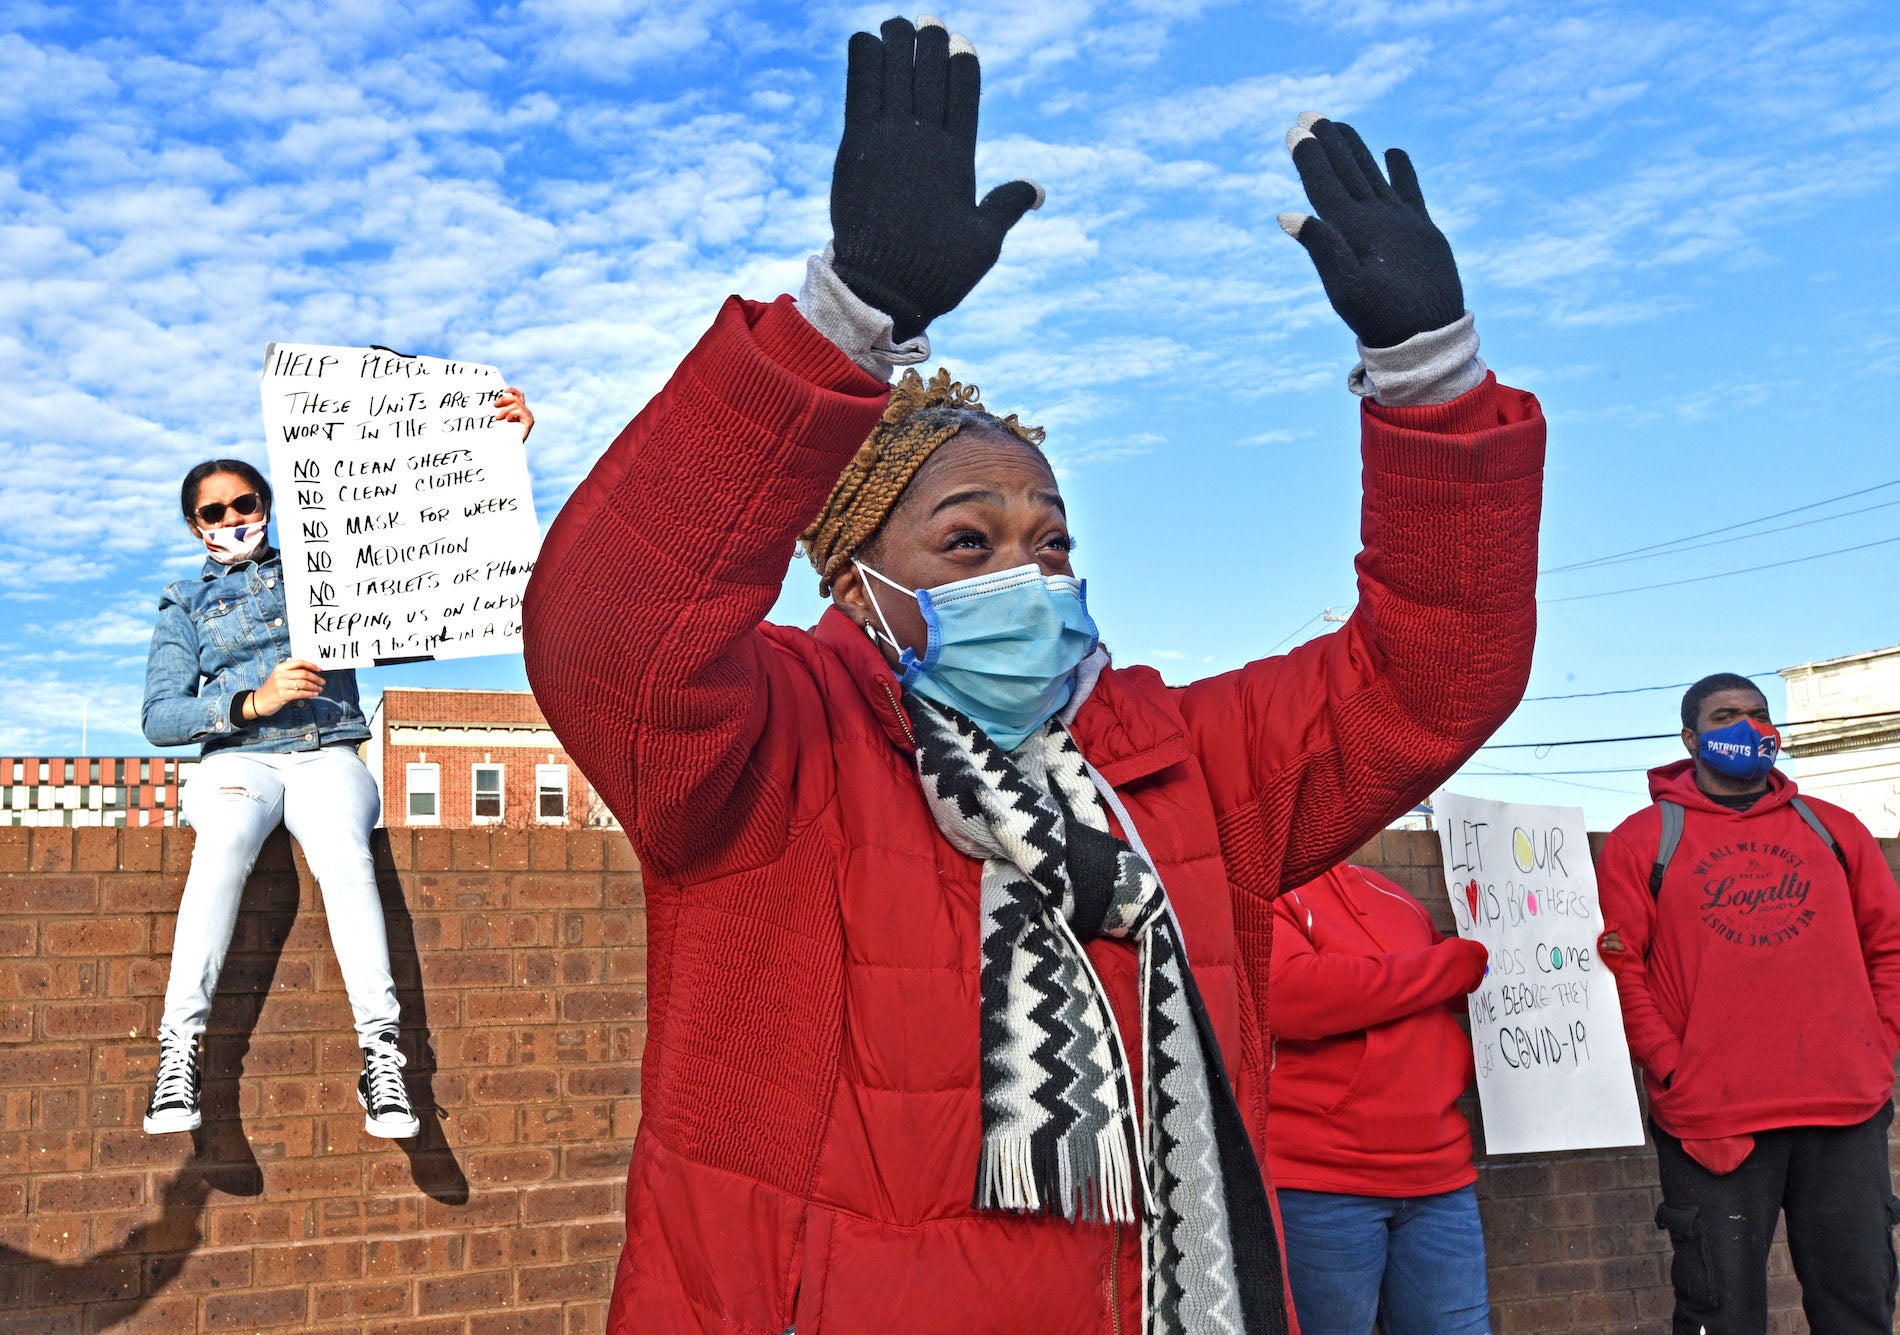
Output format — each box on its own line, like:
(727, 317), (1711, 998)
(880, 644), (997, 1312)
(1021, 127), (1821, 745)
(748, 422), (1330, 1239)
(194, 492), (264, 525)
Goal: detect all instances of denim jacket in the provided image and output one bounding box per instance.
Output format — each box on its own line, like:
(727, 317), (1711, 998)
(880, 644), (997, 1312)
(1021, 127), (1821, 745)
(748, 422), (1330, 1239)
(142, 546), (370, 756)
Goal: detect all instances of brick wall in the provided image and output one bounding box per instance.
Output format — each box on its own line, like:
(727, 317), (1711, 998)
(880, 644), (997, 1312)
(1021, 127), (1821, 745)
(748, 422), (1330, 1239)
(0, 823), (1895, 1333)
(0, 825), (643, 1335)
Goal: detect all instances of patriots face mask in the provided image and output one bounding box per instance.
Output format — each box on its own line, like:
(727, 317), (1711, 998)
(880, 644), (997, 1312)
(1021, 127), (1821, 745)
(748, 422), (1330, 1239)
(856, 560), (1100, 751)
(1698, 717), (1781, 783)
(202, 520), (269, 566)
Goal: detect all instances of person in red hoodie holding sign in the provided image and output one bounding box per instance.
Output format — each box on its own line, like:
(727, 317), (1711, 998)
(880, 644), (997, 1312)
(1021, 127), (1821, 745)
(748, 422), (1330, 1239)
(1268, 864), (1492, 1333)
(1598, 673), (1900, 1335)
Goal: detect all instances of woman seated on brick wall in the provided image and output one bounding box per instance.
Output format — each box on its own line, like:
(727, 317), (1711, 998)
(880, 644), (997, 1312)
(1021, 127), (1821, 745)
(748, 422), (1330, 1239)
(139, 399), (531, 1140)
(1267, 863), (1492, 1333)
(522, 15), (1543, 1335)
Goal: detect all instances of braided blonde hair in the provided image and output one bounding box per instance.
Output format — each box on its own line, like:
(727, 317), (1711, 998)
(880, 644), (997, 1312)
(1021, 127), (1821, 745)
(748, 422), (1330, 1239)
(800, 367), (1045, 594)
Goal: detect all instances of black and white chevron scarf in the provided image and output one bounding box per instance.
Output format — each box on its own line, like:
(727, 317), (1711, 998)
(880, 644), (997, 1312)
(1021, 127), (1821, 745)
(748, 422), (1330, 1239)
(907, 694), (1287, 1335)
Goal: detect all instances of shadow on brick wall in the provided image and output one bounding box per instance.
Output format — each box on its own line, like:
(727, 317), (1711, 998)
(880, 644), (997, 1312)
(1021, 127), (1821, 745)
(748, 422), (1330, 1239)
(0, 829), (468, 1326)
(375, 832), (470, 1207)
(0, 839), (296, 1319)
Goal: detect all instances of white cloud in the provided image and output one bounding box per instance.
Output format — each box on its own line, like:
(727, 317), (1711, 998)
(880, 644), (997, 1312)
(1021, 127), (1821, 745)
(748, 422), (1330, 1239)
(1108, 42), (1422, 147)
(3, 0), (1900, 755)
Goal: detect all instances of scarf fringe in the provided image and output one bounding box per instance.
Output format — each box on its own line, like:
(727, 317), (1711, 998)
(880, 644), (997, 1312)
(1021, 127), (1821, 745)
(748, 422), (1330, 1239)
(975, 1127), (1140, 1225)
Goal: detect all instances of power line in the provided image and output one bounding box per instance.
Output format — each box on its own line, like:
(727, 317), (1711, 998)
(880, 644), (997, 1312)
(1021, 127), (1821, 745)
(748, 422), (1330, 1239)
(1470, 755), (1900, 781)
(1541, 534), (1900, 604)
(1474, 708), (1900, 752)
(1521, 670), (1778, 702)
(1480, 731), (1677, 751)
(1473, 764), (1650, 778)
(1541, 478), (1900, 575)
(1265, 609), (1326, 655)
(1463, 760), (1640, 796)
(1552, 497), (1900, 573)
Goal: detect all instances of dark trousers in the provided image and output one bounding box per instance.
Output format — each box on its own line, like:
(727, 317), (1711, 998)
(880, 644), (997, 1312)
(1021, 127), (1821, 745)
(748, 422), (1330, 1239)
(1653, 1103), (1900, 1335)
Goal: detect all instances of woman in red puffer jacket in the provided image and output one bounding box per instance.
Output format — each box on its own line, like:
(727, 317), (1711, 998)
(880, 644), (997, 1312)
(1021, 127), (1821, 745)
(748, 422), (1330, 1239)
(522, 17), (1543, 1335)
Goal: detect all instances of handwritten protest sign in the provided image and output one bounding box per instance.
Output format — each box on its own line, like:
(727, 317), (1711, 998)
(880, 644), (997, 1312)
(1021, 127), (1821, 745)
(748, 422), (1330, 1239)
(1433, 790), (1645, 1155)
(259, 343), (541, 669)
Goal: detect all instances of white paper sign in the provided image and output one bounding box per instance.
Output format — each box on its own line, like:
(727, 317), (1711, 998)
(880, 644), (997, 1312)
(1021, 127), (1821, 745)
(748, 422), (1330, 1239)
(1433, 790), (1645, 1155)
(260, 343), (541, 669)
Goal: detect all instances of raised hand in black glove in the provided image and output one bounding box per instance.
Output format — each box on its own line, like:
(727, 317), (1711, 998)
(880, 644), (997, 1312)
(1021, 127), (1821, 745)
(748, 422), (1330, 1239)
(1278, 114), (1463, 350)
(831, 16), (1043, 344)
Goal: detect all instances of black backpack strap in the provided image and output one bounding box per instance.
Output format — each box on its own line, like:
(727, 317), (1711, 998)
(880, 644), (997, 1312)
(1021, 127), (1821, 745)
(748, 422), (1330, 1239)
(1651, 800), (1685, 898)
(1789, 795), (1851, 874)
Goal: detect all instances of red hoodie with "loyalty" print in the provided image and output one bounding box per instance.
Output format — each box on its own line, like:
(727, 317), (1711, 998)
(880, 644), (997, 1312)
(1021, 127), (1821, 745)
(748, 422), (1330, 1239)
(1597, 761), (1900, 1140)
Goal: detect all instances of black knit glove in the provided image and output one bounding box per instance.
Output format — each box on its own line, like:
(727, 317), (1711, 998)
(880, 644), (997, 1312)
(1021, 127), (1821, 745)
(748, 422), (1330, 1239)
(1278, 114), (1464, 350)
(830, 16), (1043, 343)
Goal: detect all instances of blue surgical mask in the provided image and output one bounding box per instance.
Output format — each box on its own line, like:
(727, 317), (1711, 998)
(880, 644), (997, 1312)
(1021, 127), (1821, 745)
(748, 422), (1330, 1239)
(1697, 717), (1781, 783)
(857, 560), (1100, 751)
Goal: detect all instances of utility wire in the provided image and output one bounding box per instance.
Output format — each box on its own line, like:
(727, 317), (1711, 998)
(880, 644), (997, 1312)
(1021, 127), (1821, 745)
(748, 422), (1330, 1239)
(1265, 609), (1326, 655)
(1474, 708), (1900, 752)
(1468, 763), (1675, 780)
(1463, 760), (1639, 796)
(1541, 479), (1900, 575)
(1471, 755), (1900, 781)
(1552, 497), (1900, 573)
(1521, 670), (1778, 702)
(1480, 730), (1678, 752)
(1541, 534), (1900, 604)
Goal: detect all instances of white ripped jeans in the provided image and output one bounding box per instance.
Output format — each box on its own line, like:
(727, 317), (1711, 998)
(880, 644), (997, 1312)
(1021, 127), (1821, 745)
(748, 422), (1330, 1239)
(160, 747), (399, 1046)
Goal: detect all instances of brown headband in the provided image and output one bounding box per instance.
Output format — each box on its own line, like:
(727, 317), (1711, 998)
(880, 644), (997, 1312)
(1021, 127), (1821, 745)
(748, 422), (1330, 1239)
(799, 367), (1044, 594)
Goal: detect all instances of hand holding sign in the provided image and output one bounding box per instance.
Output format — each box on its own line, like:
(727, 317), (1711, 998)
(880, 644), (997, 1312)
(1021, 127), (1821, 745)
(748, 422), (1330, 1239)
(1447, 937), (1489, 992)
(253, 658), (326, 717)
(495, 387), (534, 440)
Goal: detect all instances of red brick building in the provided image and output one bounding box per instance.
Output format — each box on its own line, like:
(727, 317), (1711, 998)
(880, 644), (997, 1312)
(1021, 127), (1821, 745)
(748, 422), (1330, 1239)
(366, 687), (613, 831)
(0, 754), (190, 827)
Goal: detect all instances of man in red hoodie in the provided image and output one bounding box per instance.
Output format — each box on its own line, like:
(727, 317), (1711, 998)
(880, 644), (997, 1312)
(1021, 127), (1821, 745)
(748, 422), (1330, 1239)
(1598, 672), (1900, 1335)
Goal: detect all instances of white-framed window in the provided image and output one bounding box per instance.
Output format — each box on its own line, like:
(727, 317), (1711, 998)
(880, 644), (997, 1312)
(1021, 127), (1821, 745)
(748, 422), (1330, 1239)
(535, 764), (568, 825)
(406, 763), (441, 825)
(472, 764), (504, 824)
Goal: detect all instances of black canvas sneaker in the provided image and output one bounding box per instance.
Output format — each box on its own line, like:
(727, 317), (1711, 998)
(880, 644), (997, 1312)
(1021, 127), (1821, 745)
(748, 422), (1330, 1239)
(358, 1031), (420, 1139)
(143, 1031), (202, 1134)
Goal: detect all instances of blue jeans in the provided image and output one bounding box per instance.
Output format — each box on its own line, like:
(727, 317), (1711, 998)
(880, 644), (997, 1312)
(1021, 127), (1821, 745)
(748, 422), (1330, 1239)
(1277, 1186), (1491, 1335)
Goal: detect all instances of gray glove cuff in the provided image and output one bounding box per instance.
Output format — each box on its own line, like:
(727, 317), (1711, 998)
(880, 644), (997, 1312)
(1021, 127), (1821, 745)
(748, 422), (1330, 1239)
(796, 245), (932, 382)
(1348, 312), (1486, 407)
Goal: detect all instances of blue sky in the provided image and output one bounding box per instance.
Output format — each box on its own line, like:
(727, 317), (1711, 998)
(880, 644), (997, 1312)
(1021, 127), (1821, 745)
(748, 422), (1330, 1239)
(4, 0), (1898, 827)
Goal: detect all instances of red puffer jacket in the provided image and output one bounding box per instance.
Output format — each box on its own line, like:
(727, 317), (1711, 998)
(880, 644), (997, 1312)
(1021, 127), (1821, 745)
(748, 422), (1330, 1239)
(522, 294), (1544, 1335)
